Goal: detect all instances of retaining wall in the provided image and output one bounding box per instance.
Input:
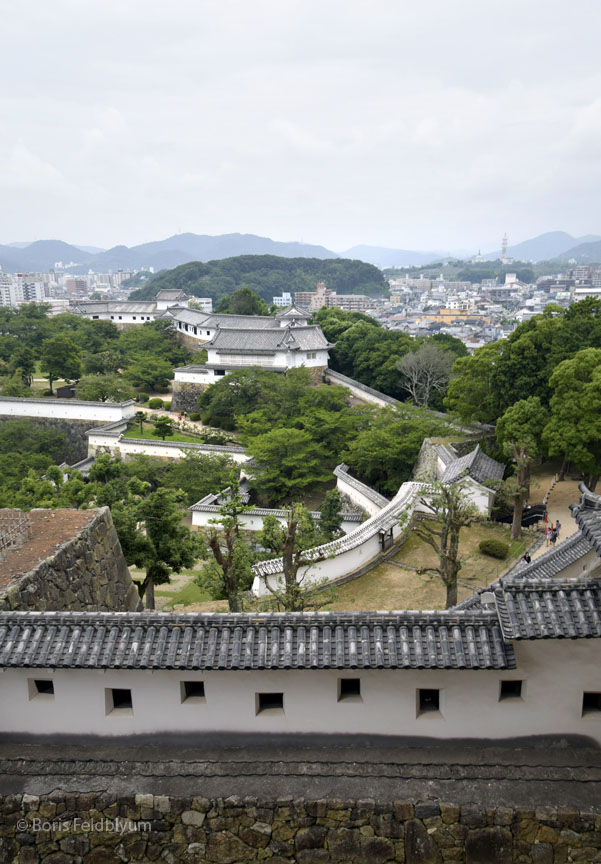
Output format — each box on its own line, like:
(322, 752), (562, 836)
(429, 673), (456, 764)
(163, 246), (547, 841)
(171, 380), (205, 413)
(1, 793), (600, 863)
(0, 416), (99, 463)
(0, 507), (141, 613)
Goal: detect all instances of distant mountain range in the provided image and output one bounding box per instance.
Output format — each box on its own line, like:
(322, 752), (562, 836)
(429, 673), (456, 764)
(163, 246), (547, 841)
(2, 230), (601, 273)
(0, 234), (338, 274)
(340, 245), (448, 268)
(483, 231), (601, 263)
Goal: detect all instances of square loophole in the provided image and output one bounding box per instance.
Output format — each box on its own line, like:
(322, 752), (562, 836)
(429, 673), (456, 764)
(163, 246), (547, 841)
(105, 688), (133, 716)
(338, 678), (362, 703)
(256, 692), (284, 716)
(418, 688), (440, 716)
(181, 681), (206, 703)
(582, 692), (601, 716)
(499, 680), (523, 700)
(28, 679), (55, 701)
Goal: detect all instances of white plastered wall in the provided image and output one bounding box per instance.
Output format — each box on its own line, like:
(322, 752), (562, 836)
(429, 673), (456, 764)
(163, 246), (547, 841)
(2, 639), (600, 742)
(0, 398), (135, 423)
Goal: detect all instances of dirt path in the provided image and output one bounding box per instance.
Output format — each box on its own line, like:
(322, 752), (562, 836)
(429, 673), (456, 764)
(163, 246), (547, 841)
(528, 468), (581, 560)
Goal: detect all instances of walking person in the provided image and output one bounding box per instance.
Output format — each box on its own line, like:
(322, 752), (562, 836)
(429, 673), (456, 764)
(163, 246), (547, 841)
(550, 528), (557, 546)
(555, 519), (561, 539)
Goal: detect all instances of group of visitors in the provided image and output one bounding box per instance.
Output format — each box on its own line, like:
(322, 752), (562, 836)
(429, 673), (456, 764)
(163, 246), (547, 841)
(520, 516), (561, 566)
(546, 517), (561, 546)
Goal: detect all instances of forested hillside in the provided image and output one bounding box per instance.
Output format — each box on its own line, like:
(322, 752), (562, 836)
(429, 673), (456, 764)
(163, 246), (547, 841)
(129, 255), (388, 305)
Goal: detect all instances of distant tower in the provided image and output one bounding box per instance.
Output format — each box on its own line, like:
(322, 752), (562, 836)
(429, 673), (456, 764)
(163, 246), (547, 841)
(501, 233), (508, 260)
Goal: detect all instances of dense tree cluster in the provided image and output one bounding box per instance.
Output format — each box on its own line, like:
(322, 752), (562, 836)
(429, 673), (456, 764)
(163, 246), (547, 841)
(129, 255), (389, 305)
(445, 298), (601, 520)
(0, 305), (194, 397)
(198, 366), (451, 501)
(317, 307), (467, 404)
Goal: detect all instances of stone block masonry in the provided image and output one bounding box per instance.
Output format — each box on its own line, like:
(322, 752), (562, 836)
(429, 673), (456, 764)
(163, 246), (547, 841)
(0, 416), (103, 464)
(1, 793), (600, 862)
(170, 380), (205, 413)
(0, 507), (141, 612)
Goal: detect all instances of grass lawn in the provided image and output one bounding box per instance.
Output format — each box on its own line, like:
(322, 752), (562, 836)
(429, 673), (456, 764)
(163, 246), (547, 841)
(123, 422), (206, 444)
(322, 521), (529, 612)
(155, 577), (214, 609)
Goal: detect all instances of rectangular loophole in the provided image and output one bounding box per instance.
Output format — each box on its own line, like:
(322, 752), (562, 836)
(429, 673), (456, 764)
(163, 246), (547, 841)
(28, 679), (54, 700)
(181, 681), (206, 703)
(418, 689), (440, 715)
(256, 692), (284, 716)
(500, 680), (523, 700)
(105, 688), (133, 716)
(338, 678), (362, 703)
(582, 692), (601, 715)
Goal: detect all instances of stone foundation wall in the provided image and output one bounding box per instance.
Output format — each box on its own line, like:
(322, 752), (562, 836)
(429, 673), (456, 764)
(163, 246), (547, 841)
(0, 507), (142, 613)
(1, 793), (599, 863)
(171, 381), (205, 413)
(0, 416), (103, 463)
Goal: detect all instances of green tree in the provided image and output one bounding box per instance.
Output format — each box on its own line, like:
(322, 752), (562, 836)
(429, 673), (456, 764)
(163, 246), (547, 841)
(152, 415), (174, 440)
(216, 284), (270, 316)
(248, 428), (331, 504)
(257, 504), (334, 611)
(342, 406), (449, 496)
(411, 482), (479, 609)
(427, 333), (468, 359)
(124, 357), (174, 391)
(8, 345), (35, 386)
(39, 333), (82, 393)
(75, 375), (135, 403)
(318, 489), (343, 539)
(0, 418), (67, 462)
(134, 410), (147, 437)
(496, 396), (548, 539)
(164, 452), (236, 506)
(135, 488), (203, 609)
(83, 349), (123, 375)
(196, 481), (255, 611)
(0, 372), (31, 397)
(543, 348), (601, 488)
(444, 341), (505, 423)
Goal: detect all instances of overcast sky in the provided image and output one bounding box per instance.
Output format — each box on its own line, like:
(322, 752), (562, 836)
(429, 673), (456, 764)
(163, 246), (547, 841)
(1, 0), (600, 253)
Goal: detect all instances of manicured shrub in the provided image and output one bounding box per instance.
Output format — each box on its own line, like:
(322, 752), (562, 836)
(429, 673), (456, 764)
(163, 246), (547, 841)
(137, 393), (149, 403)
(148, 398), (164, 409)
(479, 539), (509, 560)
(188, 412), (201, 421)
(162, 401), (171, 411)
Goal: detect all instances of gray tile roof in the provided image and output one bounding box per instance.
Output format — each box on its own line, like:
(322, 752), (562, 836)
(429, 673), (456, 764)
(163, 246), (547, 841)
(156, 289), (188, 300)
(275, 303), (311, 320)
(495, 578), (601, 640)
(189, 492), (362, 522)
(452, 531), (594, 612)
(0, 610), (514, 670)
(436, 445), (456, 468)
(207, 326), (331, 353)
(72, 301), (158, 314)
(570, 483), (601, 556)
(441, 444), (505, 489)
(333, 464), (390, 510)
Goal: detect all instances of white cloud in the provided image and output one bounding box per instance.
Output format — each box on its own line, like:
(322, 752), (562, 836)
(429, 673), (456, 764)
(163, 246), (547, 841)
(0, 0), (600, 250)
